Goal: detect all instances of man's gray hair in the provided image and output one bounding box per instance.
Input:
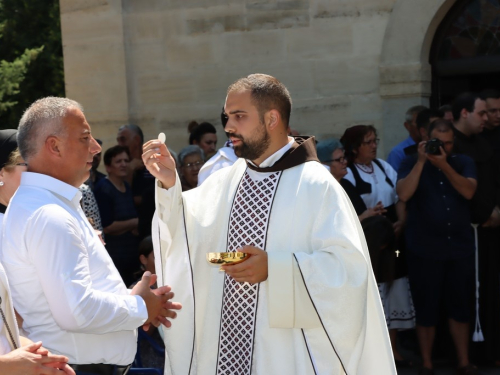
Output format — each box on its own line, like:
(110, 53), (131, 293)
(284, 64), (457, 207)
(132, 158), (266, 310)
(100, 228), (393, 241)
(178, 145), (205, 167)
(405, 105), (427, 123)
(17, 97), (83, 161)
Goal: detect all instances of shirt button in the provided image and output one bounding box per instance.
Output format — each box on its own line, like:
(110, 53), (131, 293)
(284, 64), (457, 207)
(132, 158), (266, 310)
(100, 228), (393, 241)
(448, 236), (451, 240)
(448, 223), (451, 225)
(443, 195), (446, 198)
(447, 208), (450, 211)
(440, 182), (443, 185)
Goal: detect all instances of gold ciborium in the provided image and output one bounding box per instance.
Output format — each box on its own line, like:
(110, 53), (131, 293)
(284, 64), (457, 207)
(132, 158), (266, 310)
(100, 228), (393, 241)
(206, 252), (248, 268)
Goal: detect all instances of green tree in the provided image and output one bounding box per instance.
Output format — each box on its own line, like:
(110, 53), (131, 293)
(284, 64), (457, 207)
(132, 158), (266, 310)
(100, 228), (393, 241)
(0, 0), (64, 129)
(0, 46), (43, 114)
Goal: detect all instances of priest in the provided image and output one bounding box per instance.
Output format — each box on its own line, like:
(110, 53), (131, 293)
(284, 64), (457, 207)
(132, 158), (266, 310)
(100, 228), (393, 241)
(143, 74), (396, 375)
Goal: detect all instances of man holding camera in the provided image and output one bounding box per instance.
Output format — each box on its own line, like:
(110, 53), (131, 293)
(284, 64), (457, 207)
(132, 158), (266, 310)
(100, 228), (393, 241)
(397, 119), (478, 375)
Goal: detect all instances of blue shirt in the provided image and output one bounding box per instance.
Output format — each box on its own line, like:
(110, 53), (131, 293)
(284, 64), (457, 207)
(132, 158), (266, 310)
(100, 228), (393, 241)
(387, 136), (415, 172)
(398, 154), (477, 260)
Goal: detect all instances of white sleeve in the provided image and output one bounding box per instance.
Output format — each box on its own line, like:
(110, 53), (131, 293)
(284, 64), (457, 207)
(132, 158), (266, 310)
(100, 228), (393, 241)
(25, 206), (147, 334)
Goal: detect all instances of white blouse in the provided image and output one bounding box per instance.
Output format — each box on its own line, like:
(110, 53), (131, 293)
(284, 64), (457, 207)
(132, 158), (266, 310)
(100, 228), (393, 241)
(344, 158), (398, 209)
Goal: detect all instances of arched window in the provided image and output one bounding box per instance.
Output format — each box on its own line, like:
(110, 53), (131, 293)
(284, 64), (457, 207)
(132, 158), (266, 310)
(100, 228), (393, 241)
(430, 0), (500, 106)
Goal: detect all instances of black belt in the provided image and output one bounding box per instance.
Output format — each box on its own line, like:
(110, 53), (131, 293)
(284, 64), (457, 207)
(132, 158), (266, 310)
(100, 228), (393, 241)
(69, 363), (131, 375)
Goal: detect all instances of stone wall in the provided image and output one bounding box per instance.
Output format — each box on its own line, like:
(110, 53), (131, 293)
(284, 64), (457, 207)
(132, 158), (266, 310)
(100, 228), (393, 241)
(60, 0), (449, 156)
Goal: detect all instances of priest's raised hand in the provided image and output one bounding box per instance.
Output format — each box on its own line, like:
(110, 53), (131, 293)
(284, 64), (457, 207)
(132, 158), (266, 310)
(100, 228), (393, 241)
(221, 245), (268, 284)
(142, 138), (177, 188)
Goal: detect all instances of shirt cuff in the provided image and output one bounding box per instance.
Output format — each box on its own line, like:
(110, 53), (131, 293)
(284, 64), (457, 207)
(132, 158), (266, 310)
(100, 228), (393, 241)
(128, 295), (148, 325)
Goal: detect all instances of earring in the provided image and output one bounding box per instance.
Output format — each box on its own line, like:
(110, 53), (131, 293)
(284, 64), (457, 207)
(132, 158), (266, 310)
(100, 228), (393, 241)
(0, 182), (4, 186)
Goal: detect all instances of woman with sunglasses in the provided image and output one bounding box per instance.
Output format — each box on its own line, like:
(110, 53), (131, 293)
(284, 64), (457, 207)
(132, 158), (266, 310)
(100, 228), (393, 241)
(317, 138), (386, 221)
(0, 130), (74, 374)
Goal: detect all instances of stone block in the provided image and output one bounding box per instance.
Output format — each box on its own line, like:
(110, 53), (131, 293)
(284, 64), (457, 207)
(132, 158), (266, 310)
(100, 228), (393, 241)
(352, 13), (389, 56)
(285, 21), (352, 59)
(186, 15), (247, 35)
(350, 93), (383, 122)
(127, 43), (167, 79)
(312, 0), (394, 19)
(218, 31), (287, 66)
(379, 62), (432, 98)
(60, 6), (125, 44)
(246, 9), (310, 30)
(124, 12), (163, 43)
(60, 0), (110, 14)
(292, 96), (352, 132)
(63, 43), (128, 121)
(246, 0), (309, 11)
(165, 35), (218, 70)
(138, 74), (196, 107)
(313, 57), (379, 96)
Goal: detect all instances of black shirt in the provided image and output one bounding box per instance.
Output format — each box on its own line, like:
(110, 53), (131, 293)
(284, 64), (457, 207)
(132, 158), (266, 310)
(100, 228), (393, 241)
(453, 127), (500, 224)
(398, 153), (476, 260)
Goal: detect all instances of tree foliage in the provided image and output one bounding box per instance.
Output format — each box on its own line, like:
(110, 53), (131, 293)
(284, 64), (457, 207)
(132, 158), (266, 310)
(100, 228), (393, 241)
(0, 0), (64, 129)
(0, 46), (43, 113)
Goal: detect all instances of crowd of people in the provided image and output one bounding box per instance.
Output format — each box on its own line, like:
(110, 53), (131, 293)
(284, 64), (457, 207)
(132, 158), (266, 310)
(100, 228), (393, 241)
(315, 91), (500, 375)
(0, 73), (499, 375)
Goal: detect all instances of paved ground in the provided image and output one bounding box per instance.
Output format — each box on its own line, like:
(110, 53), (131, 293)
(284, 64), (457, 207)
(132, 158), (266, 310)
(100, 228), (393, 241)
(398, 365), (499, 374)
(395, 332), (500, 375)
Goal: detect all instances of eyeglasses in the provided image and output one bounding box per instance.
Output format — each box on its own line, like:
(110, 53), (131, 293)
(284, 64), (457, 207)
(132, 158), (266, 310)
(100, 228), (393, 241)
(324, 157), (346, 163)
(16, 163), (28, 167)
(361, 138), (380, 146)
(183, 161), (203, 170)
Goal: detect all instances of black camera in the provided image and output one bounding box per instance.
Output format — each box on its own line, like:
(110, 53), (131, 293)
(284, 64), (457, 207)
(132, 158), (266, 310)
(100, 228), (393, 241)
(425, 138), (444, 155)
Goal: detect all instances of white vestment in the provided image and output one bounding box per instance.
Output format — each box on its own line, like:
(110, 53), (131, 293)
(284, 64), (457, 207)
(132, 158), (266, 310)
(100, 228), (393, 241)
(154, 142), (396, 375)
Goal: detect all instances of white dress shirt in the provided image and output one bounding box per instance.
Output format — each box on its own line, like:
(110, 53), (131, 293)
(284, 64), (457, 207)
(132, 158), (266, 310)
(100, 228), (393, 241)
(197, 146), (238, 186)
(0, 172), (148, 365)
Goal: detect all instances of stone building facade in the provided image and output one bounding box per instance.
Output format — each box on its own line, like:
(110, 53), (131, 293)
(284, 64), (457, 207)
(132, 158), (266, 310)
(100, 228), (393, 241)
(59, 0), (483, 155)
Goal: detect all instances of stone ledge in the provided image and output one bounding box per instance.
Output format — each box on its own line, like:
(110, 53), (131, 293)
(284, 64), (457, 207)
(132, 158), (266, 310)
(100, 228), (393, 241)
(379, 63), (432, 98)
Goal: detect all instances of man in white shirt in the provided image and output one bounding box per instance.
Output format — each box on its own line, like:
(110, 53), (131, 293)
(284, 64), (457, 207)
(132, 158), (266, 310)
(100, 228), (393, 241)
(1, 97), (181, 375)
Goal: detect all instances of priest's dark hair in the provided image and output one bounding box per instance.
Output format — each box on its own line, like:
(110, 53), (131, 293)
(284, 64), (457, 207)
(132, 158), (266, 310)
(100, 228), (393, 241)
(103, 145), (130, 166)
(340, 125), (377, 163)
(361, 215), (395, 285)
(228, 73), (292, 127)
(189, 122), (216, 145)
(451, 92), (482, 122)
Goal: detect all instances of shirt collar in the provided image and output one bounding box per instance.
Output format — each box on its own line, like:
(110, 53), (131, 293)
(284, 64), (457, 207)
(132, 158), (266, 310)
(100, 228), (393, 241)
(247, 137), (294, 168)
(21, 172), (82, 206)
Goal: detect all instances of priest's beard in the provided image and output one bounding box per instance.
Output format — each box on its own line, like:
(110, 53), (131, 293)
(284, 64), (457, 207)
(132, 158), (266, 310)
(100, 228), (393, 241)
(227, 123), (271, 161)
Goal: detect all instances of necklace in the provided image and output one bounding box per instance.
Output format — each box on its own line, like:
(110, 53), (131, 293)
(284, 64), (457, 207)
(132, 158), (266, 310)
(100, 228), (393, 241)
(355, 162), (374, 174)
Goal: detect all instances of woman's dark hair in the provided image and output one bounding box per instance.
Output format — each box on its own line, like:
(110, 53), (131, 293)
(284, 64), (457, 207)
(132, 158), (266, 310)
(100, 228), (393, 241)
(103, 145), (130, 166)
(189, 122), (216, 144)
(361, 215), (395, 285)
(340, 125), (377, 163)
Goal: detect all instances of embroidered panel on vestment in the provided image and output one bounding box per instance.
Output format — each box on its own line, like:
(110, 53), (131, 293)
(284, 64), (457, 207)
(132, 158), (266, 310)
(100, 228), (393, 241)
(216, 171), (281, 375)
